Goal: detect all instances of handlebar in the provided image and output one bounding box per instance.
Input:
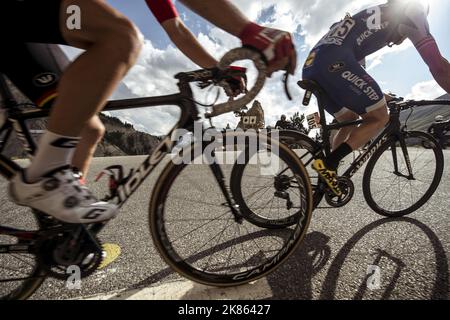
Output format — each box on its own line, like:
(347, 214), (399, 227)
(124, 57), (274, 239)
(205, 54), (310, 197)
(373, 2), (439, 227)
(389, 99), (450, 111)
(205, 48), (267, 118)
(176, 47), (293, 118)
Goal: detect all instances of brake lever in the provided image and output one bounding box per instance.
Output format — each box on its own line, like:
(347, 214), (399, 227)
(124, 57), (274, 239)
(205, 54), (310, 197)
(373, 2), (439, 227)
(206, 48), (266, 118)
(283, 72), (293, 101)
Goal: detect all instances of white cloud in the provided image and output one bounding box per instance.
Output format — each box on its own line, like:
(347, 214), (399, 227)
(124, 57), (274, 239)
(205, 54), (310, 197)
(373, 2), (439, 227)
(406, 80), (445, 100)
(232, 0), (379, 47)
(118, 34), (318, 133)
(116, 0), (368, 133)
(366, 41), (413, 71)
(60, 0), (434, 135)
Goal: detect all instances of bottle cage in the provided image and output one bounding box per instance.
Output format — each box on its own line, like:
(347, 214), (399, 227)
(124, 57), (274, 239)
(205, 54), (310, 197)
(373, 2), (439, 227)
(95, 165), (134, 201)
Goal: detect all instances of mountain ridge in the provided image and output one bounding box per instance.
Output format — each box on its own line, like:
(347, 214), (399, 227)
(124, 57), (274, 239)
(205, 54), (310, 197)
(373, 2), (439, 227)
(1, 79), (160, 158)
(399, 93), (450, 131)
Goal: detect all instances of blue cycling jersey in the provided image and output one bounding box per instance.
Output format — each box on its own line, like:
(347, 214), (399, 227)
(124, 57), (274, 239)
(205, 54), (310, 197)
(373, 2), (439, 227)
(303, 1), (432, 117)
(314, 2), (430, 61)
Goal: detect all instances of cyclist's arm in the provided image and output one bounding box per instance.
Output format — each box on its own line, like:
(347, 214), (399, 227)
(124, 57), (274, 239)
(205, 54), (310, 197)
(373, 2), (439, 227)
(400, 3), (450, 93)
(145, 0), (217, 68)
(415, 37), (450, 93)
(180, 0), (297, 75)
(160, 18), (218, 68)
(179, 0), (249, 37)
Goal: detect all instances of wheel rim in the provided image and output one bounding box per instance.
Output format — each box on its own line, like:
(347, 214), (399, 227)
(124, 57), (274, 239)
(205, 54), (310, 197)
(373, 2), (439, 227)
(150, 135), (312, 285)
(365, 132), (443, 216)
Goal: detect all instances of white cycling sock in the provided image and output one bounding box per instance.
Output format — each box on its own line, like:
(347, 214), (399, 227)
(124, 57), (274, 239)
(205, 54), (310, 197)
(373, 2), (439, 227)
(25, 130), (80, 183)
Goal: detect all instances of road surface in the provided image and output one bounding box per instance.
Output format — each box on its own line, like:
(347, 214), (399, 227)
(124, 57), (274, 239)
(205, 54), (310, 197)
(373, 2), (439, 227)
(1, 151), (449, 300)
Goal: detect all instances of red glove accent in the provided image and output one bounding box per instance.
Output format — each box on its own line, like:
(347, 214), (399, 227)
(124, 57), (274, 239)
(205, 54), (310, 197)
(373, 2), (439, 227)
(228, 66), (247, 72)
(239, 23), (296, 74)
(225, 66), (247, 96)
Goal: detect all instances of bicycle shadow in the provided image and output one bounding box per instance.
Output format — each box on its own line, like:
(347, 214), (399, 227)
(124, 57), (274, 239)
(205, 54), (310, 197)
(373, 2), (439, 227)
(264, 231), (331, 300)
(319, 217), (449, 300)
(106, 229), (330, 300)
(104, 217), (447, 300)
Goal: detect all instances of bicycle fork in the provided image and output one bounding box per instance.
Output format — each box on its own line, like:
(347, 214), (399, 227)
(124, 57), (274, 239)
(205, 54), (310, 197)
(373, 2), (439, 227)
(391, 135), (415, 180)
(208, 159), (244, 224)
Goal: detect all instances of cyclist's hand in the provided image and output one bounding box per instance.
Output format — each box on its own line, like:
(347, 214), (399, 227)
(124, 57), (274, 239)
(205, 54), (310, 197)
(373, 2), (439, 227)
(223, 66), (247, 97)
(240, 23), (297, 76)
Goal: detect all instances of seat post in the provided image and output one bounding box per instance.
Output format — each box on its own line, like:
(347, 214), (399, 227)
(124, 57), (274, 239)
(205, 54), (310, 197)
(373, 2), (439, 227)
(298, 80), (334, 156)
(316, 95), (333, 156)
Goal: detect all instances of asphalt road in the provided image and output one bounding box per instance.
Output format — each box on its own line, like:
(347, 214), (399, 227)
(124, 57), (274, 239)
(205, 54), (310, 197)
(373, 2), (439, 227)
(1, 150), (449, 300)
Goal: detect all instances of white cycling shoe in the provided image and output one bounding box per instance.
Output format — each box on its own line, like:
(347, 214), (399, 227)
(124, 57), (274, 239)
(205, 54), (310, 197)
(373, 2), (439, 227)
(9, 166), (118, 224)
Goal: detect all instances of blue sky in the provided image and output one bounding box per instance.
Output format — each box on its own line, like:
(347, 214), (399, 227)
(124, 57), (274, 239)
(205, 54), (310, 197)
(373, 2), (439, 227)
(103, 0), (450, 134)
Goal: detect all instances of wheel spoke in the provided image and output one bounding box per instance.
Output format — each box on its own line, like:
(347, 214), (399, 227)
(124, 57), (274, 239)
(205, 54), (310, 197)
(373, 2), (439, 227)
(366, 134), (442, 215)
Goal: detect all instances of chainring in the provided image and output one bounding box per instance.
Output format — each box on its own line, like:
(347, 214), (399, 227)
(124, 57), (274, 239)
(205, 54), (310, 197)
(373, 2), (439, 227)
(324, 177), (355, 208)
(36, 226), (103, 280)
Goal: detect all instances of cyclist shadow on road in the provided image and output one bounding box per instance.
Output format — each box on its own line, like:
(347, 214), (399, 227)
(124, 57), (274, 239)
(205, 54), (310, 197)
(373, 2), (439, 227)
(110, 229), (312, 299)
(105, 217), (447, 300)
(318, 217), (449, 300)
(265, 231), (331, 300)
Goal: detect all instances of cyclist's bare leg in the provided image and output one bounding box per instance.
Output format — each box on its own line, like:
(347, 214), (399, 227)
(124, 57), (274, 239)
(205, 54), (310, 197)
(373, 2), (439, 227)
(72, 115), (105, 177)
(345, 106), (389, 150)
(26, 0), (142, 181)
(49, 0), (142, 136)
(318, 106), (389, 173)
(11, 0), (142, 223)
(332, 111), (359, 151)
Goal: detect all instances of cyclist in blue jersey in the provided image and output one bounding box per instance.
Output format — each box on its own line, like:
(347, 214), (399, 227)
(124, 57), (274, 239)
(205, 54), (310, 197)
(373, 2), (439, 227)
(303, 0), (450, 196)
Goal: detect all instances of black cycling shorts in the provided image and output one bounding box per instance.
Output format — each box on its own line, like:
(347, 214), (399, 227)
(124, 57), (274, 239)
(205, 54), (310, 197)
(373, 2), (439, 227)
(0, 43), (69, 108)
(0, 0), (66, 44)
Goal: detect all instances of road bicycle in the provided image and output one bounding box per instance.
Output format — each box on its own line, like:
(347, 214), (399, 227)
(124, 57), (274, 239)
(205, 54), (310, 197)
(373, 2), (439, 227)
(0, 48), (313, 299)
(230, 79), (449, 229)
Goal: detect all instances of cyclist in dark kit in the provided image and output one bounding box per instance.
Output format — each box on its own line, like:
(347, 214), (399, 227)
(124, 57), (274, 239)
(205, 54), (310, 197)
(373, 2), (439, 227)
(2, 0), (296, 223)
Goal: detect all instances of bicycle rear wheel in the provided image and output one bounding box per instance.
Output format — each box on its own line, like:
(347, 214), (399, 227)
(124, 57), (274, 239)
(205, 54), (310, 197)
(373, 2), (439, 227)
(149, 131), (312, 286)
(363, 131), (444, 217)
(275, 130), (325, 209)
(230, 130), (323, 229)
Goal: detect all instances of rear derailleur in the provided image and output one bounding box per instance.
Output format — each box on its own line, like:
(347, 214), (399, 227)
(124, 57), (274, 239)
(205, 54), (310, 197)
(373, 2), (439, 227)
(274, 174), (294, 210)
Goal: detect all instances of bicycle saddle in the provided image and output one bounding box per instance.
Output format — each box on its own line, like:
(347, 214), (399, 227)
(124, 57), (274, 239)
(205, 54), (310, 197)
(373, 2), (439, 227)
(297, 80), (322, 92)
(298, 80), (327, 107)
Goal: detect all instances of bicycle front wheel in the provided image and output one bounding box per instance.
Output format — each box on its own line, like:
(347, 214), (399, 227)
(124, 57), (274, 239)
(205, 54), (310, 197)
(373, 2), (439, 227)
(0, 208), (47, 300)
(363, 131), (444, 217)
(149, 131), (313, 286)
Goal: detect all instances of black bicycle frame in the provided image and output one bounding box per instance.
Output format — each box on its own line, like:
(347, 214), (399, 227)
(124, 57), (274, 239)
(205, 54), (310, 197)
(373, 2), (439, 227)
(0, 73), (202, 210)
(317, 102), (410, 180)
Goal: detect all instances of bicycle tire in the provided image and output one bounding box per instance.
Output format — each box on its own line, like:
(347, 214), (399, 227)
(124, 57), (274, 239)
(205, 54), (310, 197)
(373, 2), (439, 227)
(276, 130), (326, 209)
(1, 211), (47, 300)
(230, 130), (323, 229)
(148, 131), (313, 286)
(2, 269), (46, 300)
(363, 131), (444, 217)
(421, 139), (434, 149)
